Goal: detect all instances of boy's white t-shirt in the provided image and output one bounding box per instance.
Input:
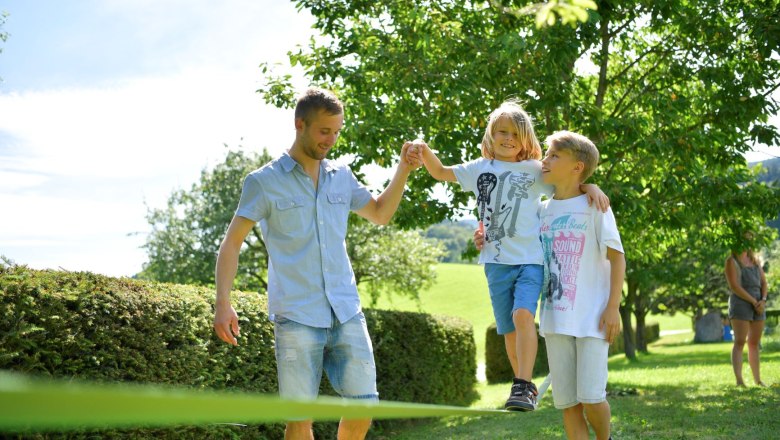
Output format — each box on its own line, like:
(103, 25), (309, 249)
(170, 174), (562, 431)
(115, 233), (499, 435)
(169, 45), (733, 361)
(452, 158), (553, 265)
(538, 194), (624, 339)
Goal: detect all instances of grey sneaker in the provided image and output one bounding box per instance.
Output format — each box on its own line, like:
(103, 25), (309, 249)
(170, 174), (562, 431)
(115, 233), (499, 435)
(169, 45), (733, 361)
(504, 380), (538, 411)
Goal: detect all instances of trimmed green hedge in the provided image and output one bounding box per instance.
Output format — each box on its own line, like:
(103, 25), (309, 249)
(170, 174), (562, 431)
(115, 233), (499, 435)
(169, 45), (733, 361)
(0, 266), (477, 438)
(484, 322), (661, 384)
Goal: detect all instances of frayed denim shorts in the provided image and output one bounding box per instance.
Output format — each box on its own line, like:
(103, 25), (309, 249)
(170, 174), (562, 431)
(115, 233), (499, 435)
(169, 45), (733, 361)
(274, 311), (378, 401)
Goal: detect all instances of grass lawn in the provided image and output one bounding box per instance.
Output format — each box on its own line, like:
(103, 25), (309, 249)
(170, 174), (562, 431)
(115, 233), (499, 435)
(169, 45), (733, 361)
(370, 332), (780, 439)
(360, 263), (779, 439)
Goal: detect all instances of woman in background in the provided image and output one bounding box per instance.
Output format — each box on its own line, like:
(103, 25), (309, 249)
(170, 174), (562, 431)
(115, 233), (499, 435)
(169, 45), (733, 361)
(724, 246), (768, 387)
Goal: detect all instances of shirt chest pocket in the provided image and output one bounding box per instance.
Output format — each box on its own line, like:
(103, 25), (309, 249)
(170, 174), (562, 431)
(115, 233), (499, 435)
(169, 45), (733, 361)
(273, 196), (307, 233)
(326, 192), (350, 237)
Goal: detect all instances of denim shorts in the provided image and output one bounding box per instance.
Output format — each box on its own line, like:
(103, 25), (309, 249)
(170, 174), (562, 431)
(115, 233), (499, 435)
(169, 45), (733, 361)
(544, 333), (609, 409)
(484, 263), (544, 335)
(273, 311), (378, 401)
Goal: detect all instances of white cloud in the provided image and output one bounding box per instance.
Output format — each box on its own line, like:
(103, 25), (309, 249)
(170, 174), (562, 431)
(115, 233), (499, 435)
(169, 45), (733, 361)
(0, 69), (293, 178)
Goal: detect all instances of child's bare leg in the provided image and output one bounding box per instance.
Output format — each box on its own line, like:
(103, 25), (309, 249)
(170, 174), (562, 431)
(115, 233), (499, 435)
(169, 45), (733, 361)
(513, 308), (537, 381)
(504, 331), (519, 377)
(562, 404), (589, 440)
(583, 401), (611, 440)
(285, 421), (314, 440)
(337, 418), (371, 440)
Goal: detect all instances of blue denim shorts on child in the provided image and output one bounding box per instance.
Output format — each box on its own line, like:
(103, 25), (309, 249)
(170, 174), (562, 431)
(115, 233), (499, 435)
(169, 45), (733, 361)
(273, 310), (379, 401)
(484, 263), (544, 335)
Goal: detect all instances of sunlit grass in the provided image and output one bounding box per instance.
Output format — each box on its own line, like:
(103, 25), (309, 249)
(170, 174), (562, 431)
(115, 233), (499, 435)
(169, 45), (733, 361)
(362, 263), (780, 438)
(371, 330), (780, 439)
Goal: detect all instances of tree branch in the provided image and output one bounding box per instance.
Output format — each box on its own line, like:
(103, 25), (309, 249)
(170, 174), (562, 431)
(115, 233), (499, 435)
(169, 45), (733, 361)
(609, 50), (676, 119)
(610, 42), (671, 86)
(595, 12), (610, 109)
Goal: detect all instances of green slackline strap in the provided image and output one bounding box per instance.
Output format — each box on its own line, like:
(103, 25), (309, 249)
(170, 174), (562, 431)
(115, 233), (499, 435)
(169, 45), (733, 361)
(0, 372), (508, 432)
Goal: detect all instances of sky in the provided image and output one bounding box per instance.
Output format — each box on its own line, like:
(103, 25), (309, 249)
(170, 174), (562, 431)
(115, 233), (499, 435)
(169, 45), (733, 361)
(1, 2), (779, 278)
(0, 0), (319, 276)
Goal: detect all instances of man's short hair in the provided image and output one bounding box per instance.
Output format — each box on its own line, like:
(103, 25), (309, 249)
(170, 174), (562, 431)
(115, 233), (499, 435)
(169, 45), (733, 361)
(546, 131), (600, 182)
(294, 87), (343, 125)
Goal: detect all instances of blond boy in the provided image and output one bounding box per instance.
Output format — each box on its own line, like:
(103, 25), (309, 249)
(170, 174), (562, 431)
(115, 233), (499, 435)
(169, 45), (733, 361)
(538, 131), (625, 440)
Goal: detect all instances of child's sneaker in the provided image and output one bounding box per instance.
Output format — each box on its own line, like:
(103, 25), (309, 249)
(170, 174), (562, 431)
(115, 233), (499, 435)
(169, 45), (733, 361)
(504, 379), (538, 411)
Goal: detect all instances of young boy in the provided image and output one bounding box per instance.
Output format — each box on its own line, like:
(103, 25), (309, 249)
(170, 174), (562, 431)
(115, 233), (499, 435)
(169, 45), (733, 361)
(538, 131), (625, 440)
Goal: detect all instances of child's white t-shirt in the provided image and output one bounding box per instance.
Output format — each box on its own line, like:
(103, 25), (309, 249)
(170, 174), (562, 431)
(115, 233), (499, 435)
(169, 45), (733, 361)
(452, 158), (553, 265)
(538, 194), (624, 339)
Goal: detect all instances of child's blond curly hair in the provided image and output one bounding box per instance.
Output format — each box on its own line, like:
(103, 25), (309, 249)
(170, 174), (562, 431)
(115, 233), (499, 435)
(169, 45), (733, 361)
(481, 101), (542, 161)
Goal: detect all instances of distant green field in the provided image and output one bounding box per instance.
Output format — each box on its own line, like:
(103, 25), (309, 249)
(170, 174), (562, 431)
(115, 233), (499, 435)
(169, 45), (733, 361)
(360, 263), (695, 365)
(360, 263), (494, 363)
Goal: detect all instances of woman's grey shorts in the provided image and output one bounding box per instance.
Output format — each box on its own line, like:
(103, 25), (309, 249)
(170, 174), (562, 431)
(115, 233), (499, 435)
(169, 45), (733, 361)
(728, 294), (766, 321)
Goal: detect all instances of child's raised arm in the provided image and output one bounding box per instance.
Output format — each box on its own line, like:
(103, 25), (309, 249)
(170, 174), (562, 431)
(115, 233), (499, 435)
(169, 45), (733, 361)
(407, 140), (457, 182)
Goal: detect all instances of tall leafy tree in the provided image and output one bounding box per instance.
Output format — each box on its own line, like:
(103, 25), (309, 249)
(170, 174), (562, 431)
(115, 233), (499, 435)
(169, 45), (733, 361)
(140, 148), (271, 292)
(260, 0), (780, 358)
(140, 147), (444, 302)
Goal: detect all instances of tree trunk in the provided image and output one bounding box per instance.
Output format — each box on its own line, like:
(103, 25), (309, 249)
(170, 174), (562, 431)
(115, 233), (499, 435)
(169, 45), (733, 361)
(621, 278), (637, 360)
(635, 310), (647, 353)
(634, 286), (649, 353)
(620, 279), (636, 360)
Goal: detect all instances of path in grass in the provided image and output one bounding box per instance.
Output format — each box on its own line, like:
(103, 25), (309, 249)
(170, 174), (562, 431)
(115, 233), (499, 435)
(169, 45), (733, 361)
(370, 332), (780, 439)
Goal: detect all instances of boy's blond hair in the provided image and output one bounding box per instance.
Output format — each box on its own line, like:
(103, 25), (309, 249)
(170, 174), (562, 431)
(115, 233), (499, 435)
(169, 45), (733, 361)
(546, 130), (600, 182)
(481, 101), (542, 161)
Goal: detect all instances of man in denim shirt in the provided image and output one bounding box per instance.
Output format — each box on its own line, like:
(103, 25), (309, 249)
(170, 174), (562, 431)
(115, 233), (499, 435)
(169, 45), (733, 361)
(213, 87), (418, 440)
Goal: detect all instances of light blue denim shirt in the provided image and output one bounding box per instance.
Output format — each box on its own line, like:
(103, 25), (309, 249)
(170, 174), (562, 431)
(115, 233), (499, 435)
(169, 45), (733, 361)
(235, 152), (373, 328)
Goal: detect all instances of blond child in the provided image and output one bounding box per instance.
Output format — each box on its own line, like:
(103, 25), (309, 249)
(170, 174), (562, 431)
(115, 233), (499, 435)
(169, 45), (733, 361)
(537, 131), (625, 440)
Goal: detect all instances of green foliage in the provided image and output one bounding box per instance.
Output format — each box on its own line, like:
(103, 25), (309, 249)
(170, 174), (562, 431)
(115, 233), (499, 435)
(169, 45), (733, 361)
(0, 11), (7, 47)
(348, 216), (445, 305)
(139, 147), (272, 292)
(0, 264), (281, 438)
(763, 240), (780, 305)
(0, 265), (477, 438)
(366, 309), (478, 406)
(260, 0), (780, 260)
(423, 220), (480, 263)
(754, 157), (780, 231)
(0, 10), (8, 82)
(261, 0), (780, 360)
(490, 0), (598, 28)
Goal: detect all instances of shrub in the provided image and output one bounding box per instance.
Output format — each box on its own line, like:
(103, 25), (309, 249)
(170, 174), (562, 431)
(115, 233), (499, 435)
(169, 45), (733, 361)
(0, 266), (477, 439)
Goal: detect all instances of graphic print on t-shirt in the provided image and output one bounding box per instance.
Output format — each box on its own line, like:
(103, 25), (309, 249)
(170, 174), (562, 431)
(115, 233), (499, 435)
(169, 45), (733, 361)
(478, 171), (536, 261)
(541, 214), (587, 311)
